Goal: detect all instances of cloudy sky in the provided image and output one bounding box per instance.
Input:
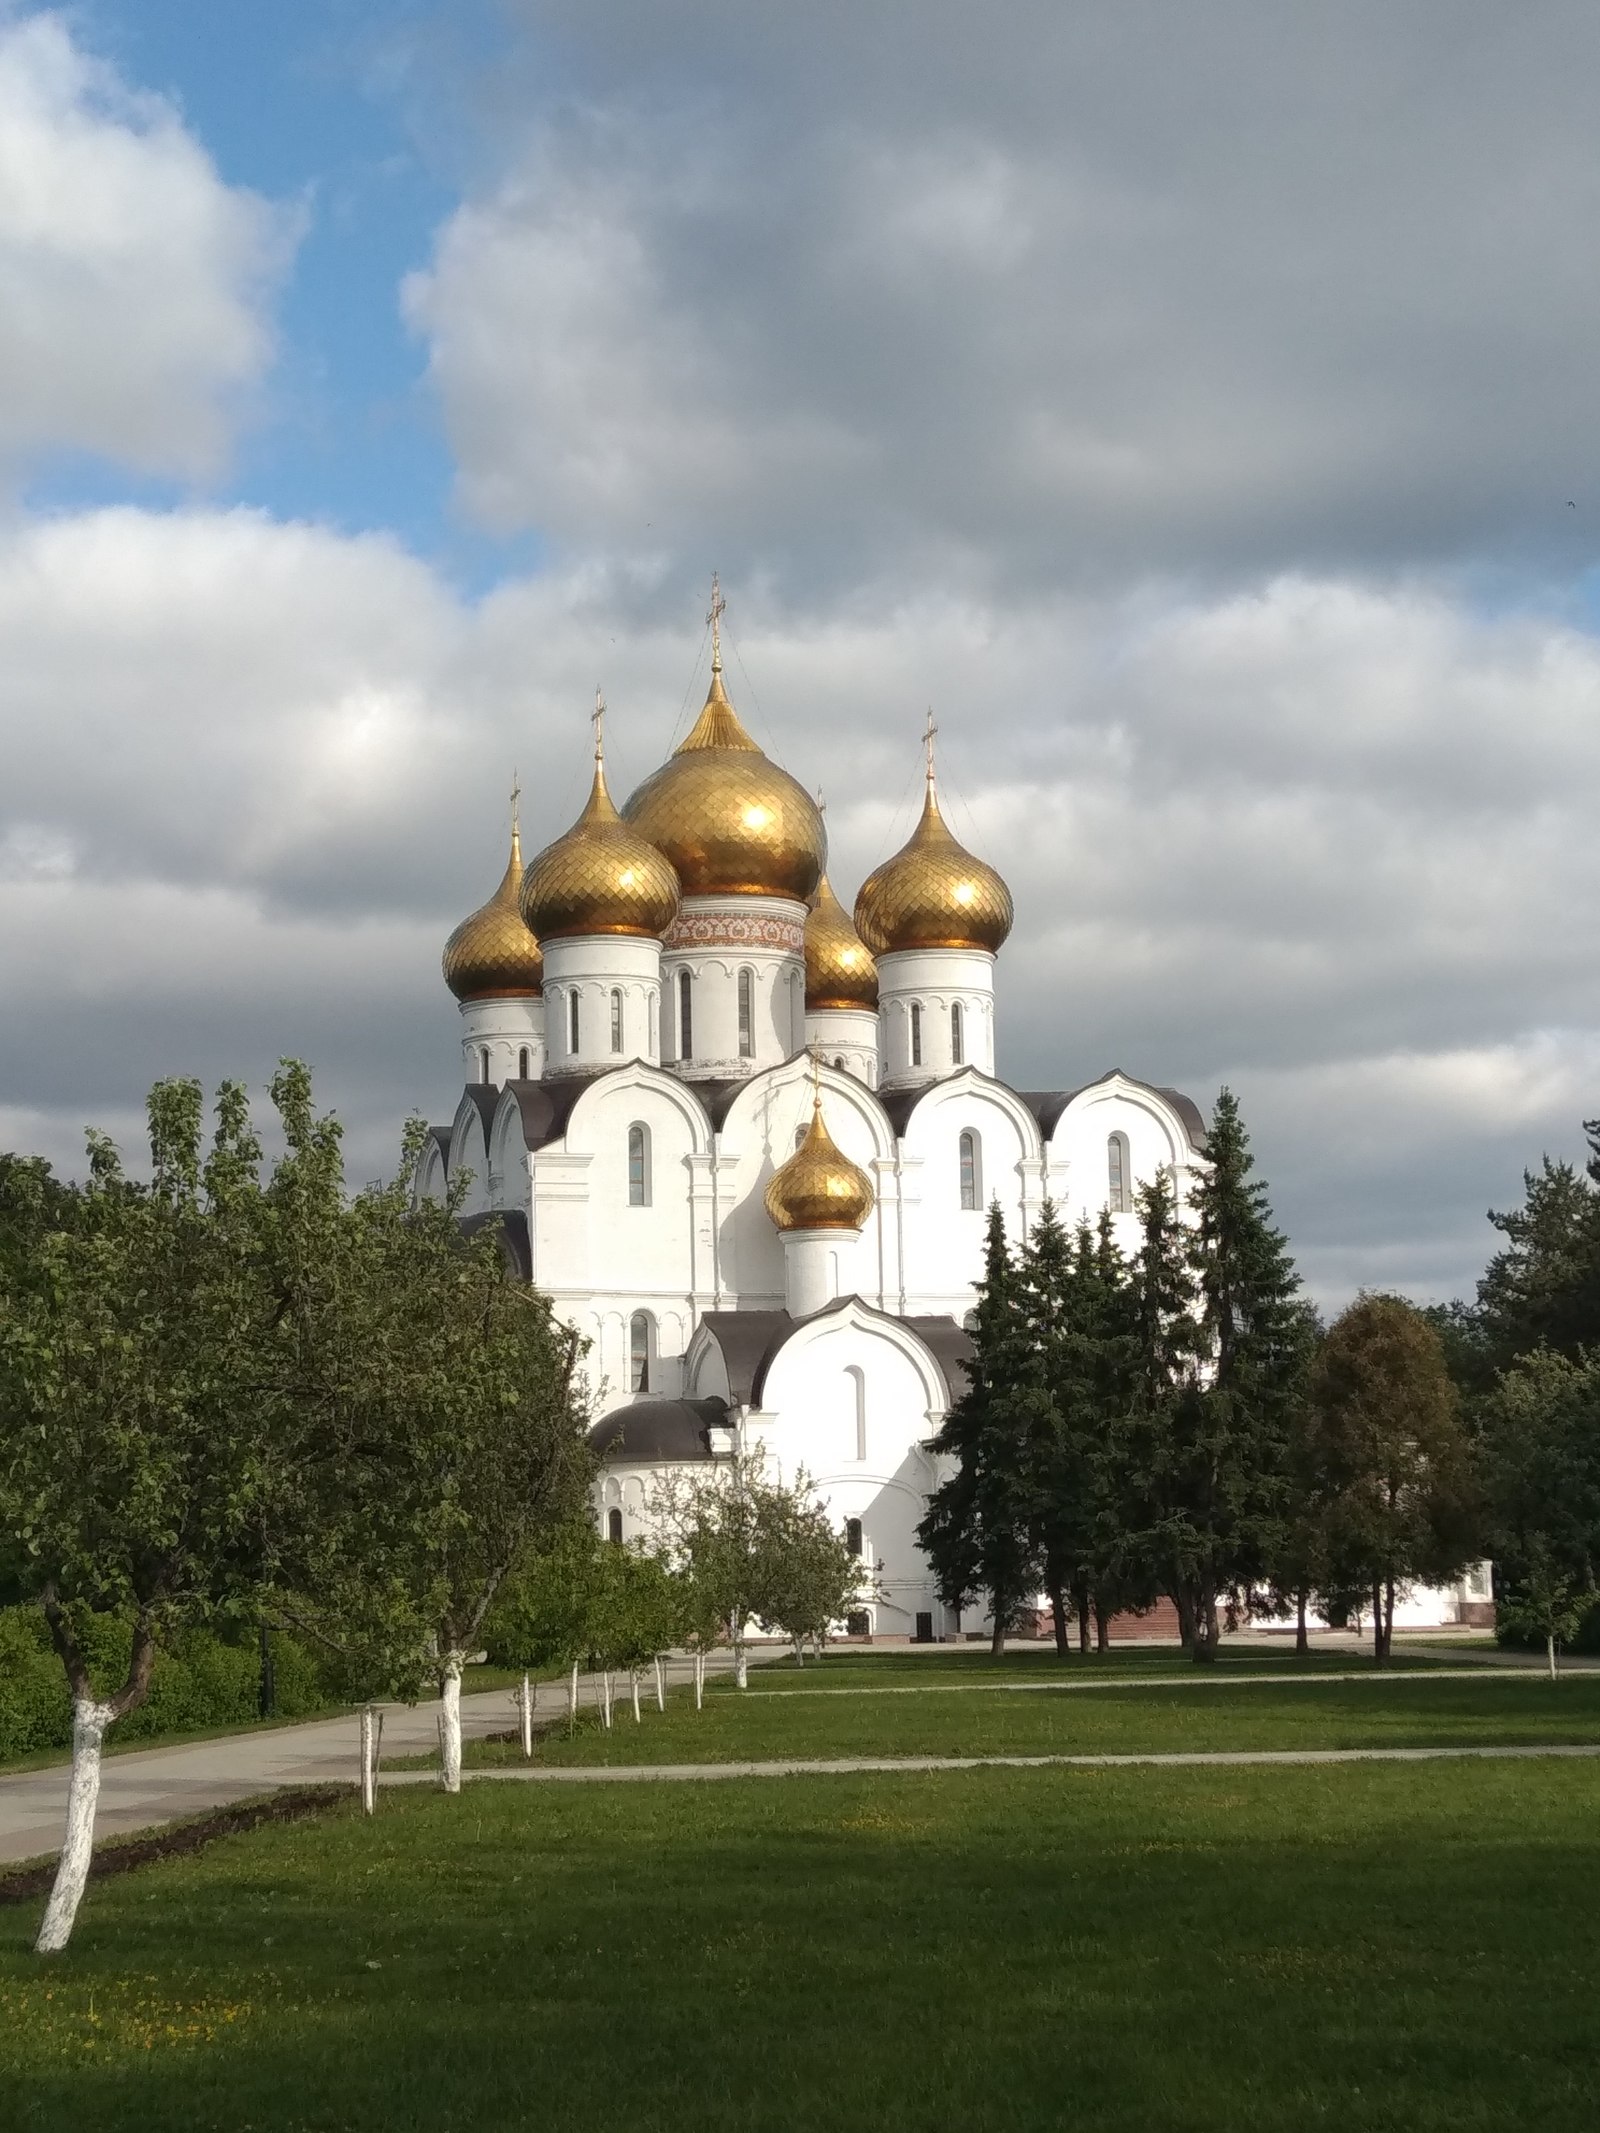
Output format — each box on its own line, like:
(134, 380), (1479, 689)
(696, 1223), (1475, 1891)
(3, 0), (1598, 1303)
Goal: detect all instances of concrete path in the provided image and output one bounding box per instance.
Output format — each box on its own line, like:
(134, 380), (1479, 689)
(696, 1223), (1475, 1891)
(0, 1659), (724, 1867)
(380, 1741), (1600, 1785)
(737, 1665), (1600, 1697)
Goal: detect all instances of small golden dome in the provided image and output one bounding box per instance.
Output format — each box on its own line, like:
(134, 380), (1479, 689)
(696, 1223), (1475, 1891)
(443, 824), (544, 1000)
(521, 723), (681, 942)
(854, 769), (1013, 958)
(764, 1090), (875, 1234)
(805, 874), (878, 1010)
(622, 604), (825, 902)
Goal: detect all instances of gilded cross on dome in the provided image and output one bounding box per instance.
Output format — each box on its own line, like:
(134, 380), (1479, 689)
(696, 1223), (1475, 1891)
(592, 685), (606, 760)
(509, 768), (521, 835)
(707, 573), (726, 672)
(923, 708), (938, 786)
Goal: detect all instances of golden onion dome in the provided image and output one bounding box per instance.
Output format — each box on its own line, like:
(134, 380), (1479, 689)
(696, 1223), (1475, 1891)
(520, 724), (681, 942)
(764, 1091), (876, 1234)
(442, 823), (544, 1000)
(854, 766), (1013, 958)
(622, 630), (825, 903)
(805, 873), (878, 1011)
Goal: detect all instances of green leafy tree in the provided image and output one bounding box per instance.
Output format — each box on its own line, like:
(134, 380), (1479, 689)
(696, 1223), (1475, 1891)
(0, 1076), (318, 1952)
(1477, 1346), (1600, 1658)
(757, 1481), (870, 1661)
(1311, 1294), (1479, 1663)
(919, 1204), (1041, 1653)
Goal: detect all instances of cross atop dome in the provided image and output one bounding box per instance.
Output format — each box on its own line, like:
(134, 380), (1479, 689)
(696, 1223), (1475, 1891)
(707, 572), (726, 674)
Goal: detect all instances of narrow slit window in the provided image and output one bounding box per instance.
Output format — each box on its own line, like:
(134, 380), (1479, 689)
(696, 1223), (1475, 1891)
(845, 1517), (863, 1558)
(909, 1002), (923, 1067)
(678, 968), (693, 1059)
(1108, 1132), (1132, 1215)
(738, 968), (755, 1057)
(481, 1047), (491, 1084)
(628, 1124), (650, 1207)
(568, 989), (581, 1056)
(607, 1508), (623, 1544)
(959, 1130), (980, 1211)
(950, 1001), (964, 1066)
(629, 1310), (651, 1392)
(518, 1046), (530, 1080)
(610, 987), (624, 1054)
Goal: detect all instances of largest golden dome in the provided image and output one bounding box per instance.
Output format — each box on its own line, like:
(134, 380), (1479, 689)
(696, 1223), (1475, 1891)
(443, 824), (543, 1000)
(805, 873), (878, 1010)
(622, 649), (825, 904)
(521, 727), (681, 941)
(854, 773), (1013, 957)
(764, 1090), (875, 1233)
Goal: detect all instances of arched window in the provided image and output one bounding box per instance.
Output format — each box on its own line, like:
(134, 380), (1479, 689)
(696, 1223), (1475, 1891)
(845, 1517), (863, 1558)
(610, 988), (624, 1054)
(678, 968), (693, 1059)
(909, 1002), (923, 1068)
(834, 1055), (846, 1069)
(950, 1001), (964, 1067)
(568, 989), (581, 1056)
(480, 1047), (491, 1084)
(629, 1310), (652, 1392)
(1108, 1131), (1132, 1214)
(627, 1124), (651, 1207)
(959, 1129), (981, 1210)
(846, 1366), (867, 1461)
(607, 1508), (623, 1544)
(737, 968), (755, 1057)
(518, 1046), (530, 1080)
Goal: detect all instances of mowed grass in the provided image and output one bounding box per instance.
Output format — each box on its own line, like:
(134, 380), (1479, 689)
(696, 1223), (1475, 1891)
(3, 1758), (1598, 2132)
(467, 1655), (1600, 1767)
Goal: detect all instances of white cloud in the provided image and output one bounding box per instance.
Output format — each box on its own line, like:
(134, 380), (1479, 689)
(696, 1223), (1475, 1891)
(0, 11), (292, 480)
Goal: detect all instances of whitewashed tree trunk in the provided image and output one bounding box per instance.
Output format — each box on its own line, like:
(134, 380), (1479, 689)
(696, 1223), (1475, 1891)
(630, 1670), (642, 1723)
(653, 1656), (665, 1712)
(734, 1631), (748, 1690)
(359, 1706), (377, 1815)
(1548, 1634), (1558, 1681)
(694, 1649), (704, 1710)
(568, 1660), (579, 1730)
(439, 1653), (465, 1794)
(792, 1636), (804, 1667)
(35, 1697), (116, 1954)
(600, 1670), (613, 1728)
(520, 1673), (534, 1757)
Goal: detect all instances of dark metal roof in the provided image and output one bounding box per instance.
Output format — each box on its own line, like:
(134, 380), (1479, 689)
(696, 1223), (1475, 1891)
(590, 1394), (731, 1464)
(455, 1082), (501, 1144)
(1016, 1071), (1207, 1153)
(425, 1125), (451, 1172)
(501, 1073), (611, 1152)
(459, 1208), (531, 1281)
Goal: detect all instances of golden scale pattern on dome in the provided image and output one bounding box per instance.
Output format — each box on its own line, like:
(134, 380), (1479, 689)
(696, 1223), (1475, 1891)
(854, 715), (1013, 957)
(763, 1068), (876, 1234)
(520, 699), (682, 942)
(442, 811), (544, 1001)
(621, 578), (826, 904)
(805, 871), (879, 1011)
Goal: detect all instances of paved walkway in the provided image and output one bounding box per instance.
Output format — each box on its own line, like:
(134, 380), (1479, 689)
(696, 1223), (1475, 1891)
(380, 1741), (1600, 1784)
(0, 1660), (722, 1867)
(738, 1665), (1600, 1697)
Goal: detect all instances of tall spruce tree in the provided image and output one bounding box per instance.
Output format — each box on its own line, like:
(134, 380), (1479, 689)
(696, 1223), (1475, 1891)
(1120, 1164), (1206, 1646)
(919, 1203), (1040, 1652)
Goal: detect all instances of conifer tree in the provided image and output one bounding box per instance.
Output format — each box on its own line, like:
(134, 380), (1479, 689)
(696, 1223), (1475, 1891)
(919, 1203), (1040, 1653)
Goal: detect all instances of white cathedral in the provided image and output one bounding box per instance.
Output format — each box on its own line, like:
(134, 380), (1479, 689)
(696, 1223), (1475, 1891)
(419, 589), (1217, 1643)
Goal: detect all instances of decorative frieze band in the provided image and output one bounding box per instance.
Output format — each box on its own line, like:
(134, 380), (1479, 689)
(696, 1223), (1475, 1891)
(664, 907), (805, 954)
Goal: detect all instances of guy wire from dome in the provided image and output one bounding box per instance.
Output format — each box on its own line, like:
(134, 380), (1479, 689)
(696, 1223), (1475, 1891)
(853, 710), (1013, 957)
(622, 575), (826, 903)
(763, 1058), (875, 1233)
(442, 775), (544, 1000)
(520, 692), (681, 941)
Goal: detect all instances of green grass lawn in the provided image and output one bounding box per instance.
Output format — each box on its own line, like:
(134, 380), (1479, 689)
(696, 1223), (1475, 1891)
(449, 1663), (1600, 1768)
(3, 1758), (1597, 2131)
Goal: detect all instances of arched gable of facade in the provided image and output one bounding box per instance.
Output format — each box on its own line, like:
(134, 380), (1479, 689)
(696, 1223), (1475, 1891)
(488, 1089), (533, 1211)
(1044, 1070), (1205, 1233)
(716, 1056), (899, 1310)
(448, 1088), (496, 1217)
(557, 1058), (715, 1164)
(416, 1131), (450, 1206)
(889, 1070), (1044, 1314)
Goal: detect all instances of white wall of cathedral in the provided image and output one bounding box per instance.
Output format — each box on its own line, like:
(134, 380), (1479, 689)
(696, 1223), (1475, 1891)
(458, 995), (544, 1086)
(877, 948), (996, 1086)
(803, 1006), (880, 1087)
(541, 934), (663, 1077)
(1044, 1075), (1197, 1251)
(894, 1072), (1045, 1317)
(712, 1059), (898, 1311)
(662, 896), (807, 1079)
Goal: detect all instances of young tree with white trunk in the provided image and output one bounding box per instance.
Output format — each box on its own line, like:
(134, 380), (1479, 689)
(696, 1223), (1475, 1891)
(0, 1075), (331, 1954)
